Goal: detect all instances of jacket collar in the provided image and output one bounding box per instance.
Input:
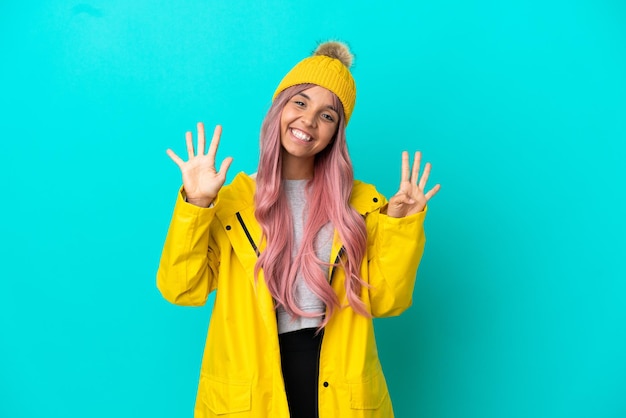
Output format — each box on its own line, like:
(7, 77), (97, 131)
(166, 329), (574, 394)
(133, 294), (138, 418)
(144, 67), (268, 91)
(213, 172), (383, 219)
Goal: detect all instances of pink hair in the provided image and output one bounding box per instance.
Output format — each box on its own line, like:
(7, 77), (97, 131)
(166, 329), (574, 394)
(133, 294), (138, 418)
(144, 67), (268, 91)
(254, 84), (369, 326)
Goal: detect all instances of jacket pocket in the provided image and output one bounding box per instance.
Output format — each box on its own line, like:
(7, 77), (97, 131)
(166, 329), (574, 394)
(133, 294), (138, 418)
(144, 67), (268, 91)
(201, 375), (251, 415)
(349, 368), (389, 410)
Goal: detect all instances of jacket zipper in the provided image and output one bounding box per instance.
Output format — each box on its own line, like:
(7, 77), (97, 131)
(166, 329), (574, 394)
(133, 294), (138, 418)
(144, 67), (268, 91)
(235, 212), (260, 257)
(328, 247), (345, 285)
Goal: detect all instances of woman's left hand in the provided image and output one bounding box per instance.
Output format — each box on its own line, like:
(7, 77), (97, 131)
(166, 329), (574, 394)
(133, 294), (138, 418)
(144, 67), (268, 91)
(387, 151), (441, 218)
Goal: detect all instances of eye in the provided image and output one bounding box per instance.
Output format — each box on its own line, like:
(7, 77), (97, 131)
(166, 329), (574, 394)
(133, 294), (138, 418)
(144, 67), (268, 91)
(321, 113), (335, 122)
(292, 100), (305, 107)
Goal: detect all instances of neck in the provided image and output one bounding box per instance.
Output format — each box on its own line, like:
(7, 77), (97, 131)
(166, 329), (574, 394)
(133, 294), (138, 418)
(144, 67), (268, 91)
(281, 155), (314, 180)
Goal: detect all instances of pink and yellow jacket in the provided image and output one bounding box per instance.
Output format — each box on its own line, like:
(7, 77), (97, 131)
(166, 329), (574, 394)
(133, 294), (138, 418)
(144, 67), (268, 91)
(157, 172), (427, 417)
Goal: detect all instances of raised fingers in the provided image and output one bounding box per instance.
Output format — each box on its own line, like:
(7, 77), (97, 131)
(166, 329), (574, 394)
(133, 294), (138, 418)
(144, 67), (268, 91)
(424, 184), (441, 200)
(219, 156), (234, 176)
(419, 162), (431, 191)
(401, 151), (410, 183)
(206, 125), (223, 165)
(411, 151), (421, 184)
(166, 148), (184, 168)
(197, 122), (206, 157)
(185, 131), (195, 159)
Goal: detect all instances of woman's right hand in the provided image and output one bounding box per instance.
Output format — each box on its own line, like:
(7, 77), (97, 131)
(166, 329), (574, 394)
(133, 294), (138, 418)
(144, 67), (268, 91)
(166, 122), (233, 207)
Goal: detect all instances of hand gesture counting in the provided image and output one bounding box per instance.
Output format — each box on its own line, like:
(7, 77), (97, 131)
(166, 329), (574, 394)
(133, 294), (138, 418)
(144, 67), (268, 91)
(387, 151), (441, 218)
(166, 122), (233, 208)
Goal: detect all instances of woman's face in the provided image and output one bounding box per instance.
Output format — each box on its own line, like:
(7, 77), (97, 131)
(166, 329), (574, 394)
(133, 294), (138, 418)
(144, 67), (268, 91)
(279, 85), (339, 176)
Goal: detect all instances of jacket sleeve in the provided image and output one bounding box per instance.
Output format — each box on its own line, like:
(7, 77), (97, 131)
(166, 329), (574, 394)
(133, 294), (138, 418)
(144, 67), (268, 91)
(365, 198), (427, 318)
(156, 190), (221, 306)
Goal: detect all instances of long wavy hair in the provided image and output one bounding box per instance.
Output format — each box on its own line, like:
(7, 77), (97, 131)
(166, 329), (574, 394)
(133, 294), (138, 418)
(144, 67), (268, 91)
(254, 84), (369, 326)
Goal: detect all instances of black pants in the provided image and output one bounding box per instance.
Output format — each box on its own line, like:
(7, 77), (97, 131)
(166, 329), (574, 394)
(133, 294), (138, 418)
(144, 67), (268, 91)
(278, 328), (323, 418)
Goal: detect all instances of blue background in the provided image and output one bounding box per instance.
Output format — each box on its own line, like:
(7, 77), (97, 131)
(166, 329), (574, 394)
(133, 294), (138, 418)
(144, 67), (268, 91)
(1, 1), (625, 417)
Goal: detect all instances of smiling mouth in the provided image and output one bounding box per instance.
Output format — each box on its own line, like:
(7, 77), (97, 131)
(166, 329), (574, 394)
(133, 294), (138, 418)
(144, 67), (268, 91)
(290, 128), (312, 142)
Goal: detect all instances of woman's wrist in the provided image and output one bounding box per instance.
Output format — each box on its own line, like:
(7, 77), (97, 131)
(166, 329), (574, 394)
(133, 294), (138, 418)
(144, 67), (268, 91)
(185, 197), (214, 207)
(181, 190), (214, 208)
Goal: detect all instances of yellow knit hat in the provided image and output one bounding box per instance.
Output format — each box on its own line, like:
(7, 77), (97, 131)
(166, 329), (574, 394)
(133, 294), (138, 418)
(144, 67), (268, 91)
(273, 41), (356, 123)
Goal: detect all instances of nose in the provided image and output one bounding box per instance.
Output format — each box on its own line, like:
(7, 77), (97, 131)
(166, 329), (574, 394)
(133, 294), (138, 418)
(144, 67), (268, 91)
(300, 109), (317, 127)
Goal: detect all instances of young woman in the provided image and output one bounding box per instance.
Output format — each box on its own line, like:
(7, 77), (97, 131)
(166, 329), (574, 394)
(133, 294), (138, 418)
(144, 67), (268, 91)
(157, 41), (440, 418)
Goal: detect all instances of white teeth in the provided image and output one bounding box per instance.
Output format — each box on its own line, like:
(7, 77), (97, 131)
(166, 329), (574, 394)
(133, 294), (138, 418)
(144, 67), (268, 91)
(291, 129), (312, 142)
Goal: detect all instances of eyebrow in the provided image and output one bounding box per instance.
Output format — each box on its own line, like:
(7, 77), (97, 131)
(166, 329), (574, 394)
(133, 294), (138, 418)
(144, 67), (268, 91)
(297, 93), (338, 113)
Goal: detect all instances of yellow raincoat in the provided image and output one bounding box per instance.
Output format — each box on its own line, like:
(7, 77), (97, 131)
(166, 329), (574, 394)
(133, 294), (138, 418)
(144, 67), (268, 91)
(157, 172), (427, 417)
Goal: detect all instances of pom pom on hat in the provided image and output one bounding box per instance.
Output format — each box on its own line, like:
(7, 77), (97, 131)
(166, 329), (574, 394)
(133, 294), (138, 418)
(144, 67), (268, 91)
(273, 41), (357, 124)
(313, 41), (353, 68)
